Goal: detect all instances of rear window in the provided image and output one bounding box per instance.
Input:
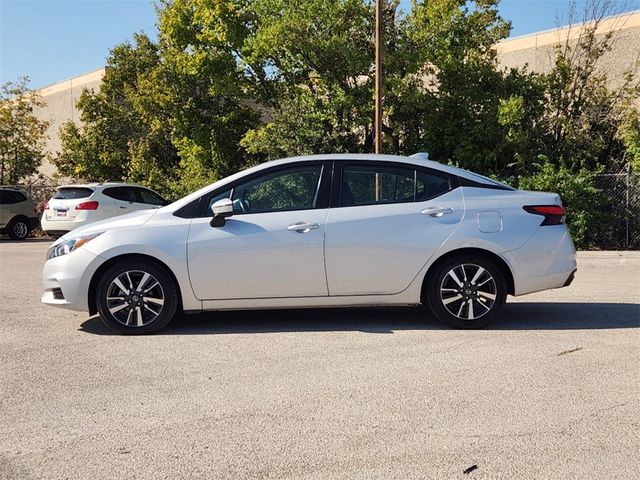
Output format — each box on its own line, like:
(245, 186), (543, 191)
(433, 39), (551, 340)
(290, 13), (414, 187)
(53, 187), (94, 200)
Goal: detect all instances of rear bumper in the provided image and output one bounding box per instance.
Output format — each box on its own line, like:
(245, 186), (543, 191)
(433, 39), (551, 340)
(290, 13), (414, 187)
(563, 268), (577, 287)
(502, 225), (577, 296)
(41, 212), (93, 235)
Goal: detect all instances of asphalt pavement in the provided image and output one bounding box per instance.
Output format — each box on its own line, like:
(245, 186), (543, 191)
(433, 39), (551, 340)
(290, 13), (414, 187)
(0, 240), (638, 479)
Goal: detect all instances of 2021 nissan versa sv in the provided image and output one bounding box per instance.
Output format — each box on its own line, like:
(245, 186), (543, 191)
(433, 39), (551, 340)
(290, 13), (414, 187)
(42, 154), (577, 334)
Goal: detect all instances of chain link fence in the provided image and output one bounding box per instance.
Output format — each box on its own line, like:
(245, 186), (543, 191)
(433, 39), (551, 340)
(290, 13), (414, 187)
(20, 177), (59, 212)
(10, 172), (640, 249)
(591, 173), (639, 250)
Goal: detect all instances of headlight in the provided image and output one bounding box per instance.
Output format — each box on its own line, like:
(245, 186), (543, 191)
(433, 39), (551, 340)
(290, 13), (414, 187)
(47, 232), (104, 260)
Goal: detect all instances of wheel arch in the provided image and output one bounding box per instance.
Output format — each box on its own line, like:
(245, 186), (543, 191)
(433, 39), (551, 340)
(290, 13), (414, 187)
(8, 214), (31, 228)
(420, 247), (515, 304)
(88, 253), (183, 315)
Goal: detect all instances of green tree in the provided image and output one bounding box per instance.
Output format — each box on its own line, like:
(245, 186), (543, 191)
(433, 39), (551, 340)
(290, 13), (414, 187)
(518, 160), (603, 248)
(498, 1), (640, 176)
(404, 0), (518, 173)
(55, 26), (259, 199)
(158, 0), (260, 196)
(55, 34), (180, 194)
(0, 77), (49, 184)
(239, 0), (518, 168)
(55, 0), (638, 202)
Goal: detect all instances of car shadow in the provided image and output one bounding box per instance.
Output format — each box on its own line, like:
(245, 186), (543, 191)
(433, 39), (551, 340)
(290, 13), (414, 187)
(78, 302), (639, 335)
(0, 237), (52, 244)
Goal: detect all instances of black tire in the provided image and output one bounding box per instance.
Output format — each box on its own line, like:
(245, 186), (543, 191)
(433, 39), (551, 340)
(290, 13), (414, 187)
(96, 259), (179, 335)
(7, 217), (30, 240)
(425, 255), (507, 329)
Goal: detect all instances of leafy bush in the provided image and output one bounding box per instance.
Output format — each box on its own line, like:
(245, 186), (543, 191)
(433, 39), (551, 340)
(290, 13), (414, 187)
(517, 160), (604, 249)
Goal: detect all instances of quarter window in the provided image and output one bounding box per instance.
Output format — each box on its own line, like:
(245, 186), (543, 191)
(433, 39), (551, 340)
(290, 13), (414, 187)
(0, 190), (26, 204)
(102, 187), (133, 202)
(132, 187), (167, 206)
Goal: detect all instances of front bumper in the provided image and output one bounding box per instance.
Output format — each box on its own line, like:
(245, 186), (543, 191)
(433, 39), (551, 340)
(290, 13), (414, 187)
(41, 247), (104, 312)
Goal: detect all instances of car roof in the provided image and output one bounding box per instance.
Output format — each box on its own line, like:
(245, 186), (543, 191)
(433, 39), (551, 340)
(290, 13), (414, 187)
(57, 182), (141, 189)
(170, 153), (505, 210)
(246, 153), (486, 178)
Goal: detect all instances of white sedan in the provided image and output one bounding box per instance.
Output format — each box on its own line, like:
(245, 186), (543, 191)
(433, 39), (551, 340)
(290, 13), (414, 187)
(42, 154), (577, 334)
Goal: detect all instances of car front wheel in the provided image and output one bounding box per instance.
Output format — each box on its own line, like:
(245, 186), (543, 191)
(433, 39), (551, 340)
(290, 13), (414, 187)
(96, 259), (179, 335)
(426, 255), (507, 329)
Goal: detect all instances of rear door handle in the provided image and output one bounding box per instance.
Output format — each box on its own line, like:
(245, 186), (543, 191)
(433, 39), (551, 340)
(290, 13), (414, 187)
(288, 222), (320, 233)
(421, 206), (454, 217)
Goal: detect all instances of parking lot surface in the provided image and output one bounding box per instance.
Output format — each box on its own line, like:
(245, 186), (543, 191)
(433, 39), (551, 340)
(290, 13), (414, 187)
(1, 240), (639, 480)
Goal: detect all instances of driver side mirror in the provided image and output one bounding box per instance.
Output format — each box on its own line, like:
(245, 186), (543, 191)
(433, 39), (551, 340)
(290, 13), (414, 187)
(210, 198), (234, 227)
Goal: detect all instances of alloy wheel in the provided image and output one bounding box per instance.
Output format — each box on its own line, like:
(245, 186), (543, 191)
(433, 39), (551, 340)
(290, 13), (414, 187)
(105, 270), (165, 327)
(13, 221), (28, 239)
(440, 263), (497, 321)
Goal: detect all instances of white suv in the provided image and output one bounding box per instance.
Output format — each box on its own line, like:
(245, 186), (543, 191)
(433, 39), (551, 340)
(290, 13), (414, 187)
(41, 183), (167, 237)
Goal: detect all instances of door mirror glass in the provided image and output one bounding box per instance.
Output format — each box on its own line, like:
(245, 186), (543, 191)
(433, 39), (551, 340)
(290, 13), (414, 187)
(210, 198), (234, 227)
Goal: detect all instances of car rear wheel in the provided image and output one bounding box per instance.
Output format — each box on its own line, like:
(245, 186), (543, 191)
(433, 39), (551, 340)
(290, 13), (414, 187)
(8, 217), (30, 240)
(96, 260), (179, 335)
(426, 255), (507, 329)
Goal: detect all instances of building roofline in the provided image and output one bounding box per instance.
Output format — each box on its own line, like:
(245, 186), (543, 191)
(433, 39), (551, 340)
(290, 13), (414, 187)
(497, 9), (640, 54)
(37, 68), (106, 97)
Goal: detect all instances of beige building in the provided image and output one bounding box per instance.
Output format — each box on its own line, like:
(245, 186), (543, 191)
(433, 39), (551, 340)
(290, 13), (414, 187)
(32, 11), (639, 177)
(33, 68), (105, 177)
(497, 10), (640, 91)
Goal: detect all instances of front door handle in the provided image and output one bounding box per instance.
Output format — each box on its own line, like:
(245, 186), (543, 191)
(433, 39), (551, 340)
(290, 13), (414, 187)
(288, 222), (320, 233)
(421, 206), (454, 217)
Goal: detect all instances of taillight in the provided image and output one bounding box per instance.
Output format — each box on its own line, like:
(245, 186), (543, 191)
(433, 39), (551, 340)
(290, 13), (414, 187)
(75, 201), (99, 210)
(523, 205), (566, 225)
(43, 203), (49, 210)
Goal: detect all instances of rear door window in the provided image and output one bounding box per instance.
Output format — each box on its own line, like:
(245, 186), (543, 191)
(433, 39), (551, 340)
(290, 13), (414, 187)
(341, 165), (416, 207)
(339, 164), (454, 207)
(53, 187), (94, 200)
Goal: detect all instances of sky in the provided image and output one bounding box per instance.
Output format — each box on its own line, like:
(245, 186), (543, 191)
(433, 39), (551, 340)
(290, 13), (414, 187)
(0, 0), (636, 89)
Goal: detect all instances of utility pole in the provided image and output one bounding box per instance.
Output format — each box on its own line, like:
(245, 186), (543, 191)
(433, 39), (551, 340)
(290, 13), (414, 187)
(374, 0), (383, 201)
(374, 0), (383, 155)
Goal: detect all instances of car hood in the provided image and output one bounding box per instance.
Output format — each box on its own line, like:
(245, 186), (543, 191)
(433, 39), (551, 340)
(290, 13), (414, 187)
(52, 209), (158, 245)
